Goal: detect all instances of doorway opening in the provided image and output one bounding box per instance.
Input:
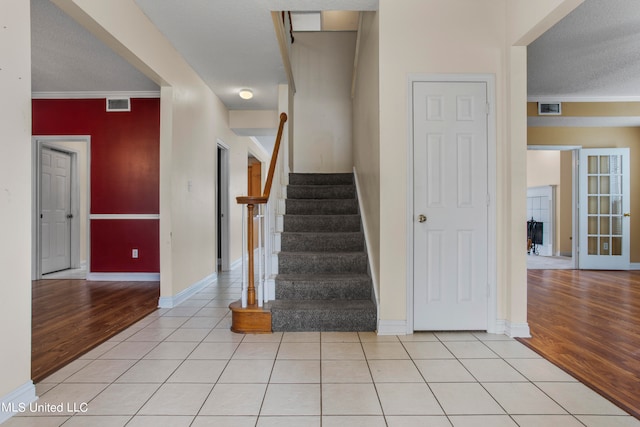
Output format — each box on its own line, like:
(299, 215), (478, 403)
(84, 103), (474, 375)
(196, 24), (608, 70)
(32, 136), (90, 280)
(526, 146), (578, 270)
(217, 141), (230, 271)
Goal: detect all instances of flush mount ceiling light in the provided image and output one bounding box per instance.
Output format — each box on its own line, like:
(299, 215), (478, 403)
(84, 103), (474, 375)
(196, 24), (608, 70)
(239, 89), (253, 100)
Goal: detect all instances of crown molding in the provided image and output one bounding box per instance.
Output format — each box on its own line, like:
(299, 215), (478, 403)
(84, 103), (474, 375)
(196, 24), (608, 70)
(528, 116), (640, 127)
(32, 91), (160, 99)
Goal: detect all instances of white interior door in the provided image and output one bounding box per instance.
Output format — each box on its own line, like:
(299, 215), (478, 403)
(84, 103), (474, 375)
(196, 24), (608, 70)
(579, 148), (630, 269)
(413, 81), (489, 331)
(41, 147), (72, 274)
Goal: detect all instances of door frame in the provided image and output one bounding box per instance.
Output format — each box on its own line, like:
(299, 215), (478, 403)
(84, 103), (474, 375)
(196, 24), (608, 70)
(527, 145), (580, 269)
(217, 139), (231, 271)
(406, 74), (497, 334)
(32, 136), (91, 279)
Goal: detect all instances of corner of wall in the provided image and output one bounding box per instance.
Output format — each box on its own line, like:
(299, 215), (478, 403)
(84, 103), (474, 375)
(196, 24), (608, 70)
(0, 382), (37, 424)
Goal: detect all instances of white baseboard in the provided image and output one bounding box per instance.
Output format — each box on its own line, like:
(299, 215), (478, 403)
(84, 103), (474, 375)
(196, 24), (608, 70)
(229, 257), (243, 271)
(86, 272), (160, 281)
(505, 321), (531, 338)
(353, 167), (380, 312)
(158, 272), (217, 308)
(630, 263), (640, 270)
(377, 320), (407, 335)
(491, 319), (506, 335)
(0, 381), (37, 424)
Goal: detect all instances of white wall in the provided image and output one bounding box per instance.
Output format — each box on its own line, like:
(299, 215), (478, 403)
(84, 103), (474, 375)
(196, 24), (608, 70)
(353, 11), (381, 305)
(527, 150), (561, 187)
(291, 32), (356, 173)
(370, 0), (581, 335)
(378, 0), (507, 326)
(0, 0), (36, 417)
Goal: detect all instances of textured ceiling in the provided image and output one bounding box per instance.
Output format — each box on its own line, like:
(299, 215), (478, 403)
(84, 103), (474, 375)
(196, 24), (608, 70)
(528, 0), (640, 100)
(30, 0), (159, 93)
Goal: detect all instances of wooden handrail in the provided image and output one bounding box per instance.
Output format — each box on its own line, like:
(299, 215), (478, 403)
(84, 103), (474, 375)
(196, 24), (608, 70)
(235, 112), (288, 309)
(262, 112), (287, 200)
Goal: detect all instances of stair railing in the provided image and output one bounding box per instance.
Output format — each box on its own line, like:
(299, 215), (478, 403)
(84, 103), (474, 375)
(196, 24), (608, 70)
(236, 112), (287, 308)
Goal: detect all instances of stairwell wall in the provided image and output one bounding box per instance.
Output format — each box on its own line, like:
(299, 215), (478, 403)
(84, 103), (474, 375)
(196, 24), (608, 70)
(350, 0), (582, 335)
(352, 11), (381, 308)
(291, 32), (356, 173)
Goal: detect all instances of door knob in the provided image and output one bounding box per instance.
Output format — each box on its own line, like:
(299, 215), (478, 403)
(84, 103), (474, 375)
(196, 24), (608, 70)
(624, 212), (631, 217)
(66, 214), (74, 219)
(418, 214), (427, 223)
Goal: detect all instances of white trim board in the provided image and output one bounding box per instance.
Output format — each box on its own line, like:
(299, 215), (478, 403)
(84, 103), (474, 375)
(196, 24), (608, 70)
(158, 273), (217, 308)
(377, 320), (407, 336)
(0, 381), (37, 424)
(353, 167), (380, 320)
(90, 214), (159, 220)
(32, 91), (160, 99)
(86, 273), (160, 282)
(529, 116), (640, 127)
(505, 321), (531, 338)
(528, 96), (640, 103)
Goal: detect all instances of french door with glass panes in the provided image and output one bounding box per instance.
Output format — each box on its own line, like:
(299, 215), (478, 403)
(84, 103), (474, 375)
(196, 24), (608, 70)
(579, 148), (630, 270)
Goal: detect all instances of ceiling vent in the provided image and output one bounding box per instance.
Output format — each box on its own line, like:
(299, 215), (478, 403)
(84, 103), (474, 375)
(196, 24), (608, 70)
(106, 97), (131, 112)
(538, 102), (562, 115)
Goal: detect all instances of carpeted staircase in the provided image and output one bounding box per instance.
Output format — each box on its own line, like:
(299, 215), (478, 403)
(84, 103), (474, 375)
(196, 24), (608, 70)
(270, 173), (377, 331)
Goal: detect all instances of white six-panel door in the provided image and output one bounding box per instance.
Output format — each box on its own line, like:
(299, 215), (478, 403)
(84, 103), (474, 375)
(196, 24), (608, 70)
(41, 147), (72, 274)
(413, 81), (489, 331)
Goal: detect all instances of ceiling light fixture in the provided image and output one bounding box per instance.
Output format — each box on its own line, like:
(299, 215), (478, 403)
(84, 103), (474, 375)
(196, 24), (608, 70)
(239, 89), (253, 100)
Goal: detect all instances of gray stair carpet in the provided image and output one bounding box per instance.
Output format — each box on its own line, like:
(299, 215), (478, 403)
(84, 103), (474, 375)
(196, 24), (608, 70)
(271, 173), (377, 332)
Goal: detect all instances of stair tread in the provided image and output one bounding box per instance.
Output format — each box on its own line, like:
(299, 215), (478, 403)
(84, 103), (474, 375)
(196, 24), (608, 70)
(273, 172), (375, 332)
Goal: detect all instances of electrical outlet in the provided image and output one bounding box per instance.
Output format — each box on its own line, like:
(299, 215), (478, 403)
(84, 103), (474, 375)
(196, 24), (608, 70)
(132, 249), (139, 258)
(603, 242), (608, 251)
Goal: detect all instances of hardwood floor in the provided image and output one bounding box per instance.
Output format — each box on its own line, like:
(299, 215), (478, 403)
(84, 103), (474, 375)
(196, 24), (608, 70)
(32, 278), (159, 383)
(521, 269), (640, 419)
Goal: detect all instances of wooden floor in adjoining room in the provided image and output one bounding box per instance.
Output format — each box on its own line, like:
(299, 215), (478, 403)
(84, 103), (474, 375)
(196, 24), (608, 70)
(521, 269), (640, 419)
(32, 278), (159, 383)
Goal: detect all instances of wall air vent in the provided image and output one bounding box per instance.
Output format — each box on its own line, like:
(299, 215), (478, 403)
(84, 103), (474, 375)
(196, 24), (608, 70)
(106, 97), (131, 112)
(538, 102), (561, 115)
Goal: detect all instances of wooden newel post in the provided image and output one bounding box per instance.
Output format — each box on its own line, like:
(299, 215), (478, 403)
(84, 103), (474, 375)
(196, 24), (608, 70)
(229, 112), (287, 333)
(246, 203), (256, 306)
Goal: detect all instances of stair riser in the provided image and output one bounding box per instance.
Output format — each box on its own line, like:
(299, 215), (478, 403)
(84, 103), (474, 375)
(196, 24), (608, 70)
(289, 173), (354, 186)
(272, 309), (376, 332)
(286, 199), (358, 215)
(281, 233), (364, 252)
(276, 282), (371, 300)
(279, 253), (367, 274)
(287, 185), (356, 200)
(276, 279), (371, 300)
(283, 215), (361, 232)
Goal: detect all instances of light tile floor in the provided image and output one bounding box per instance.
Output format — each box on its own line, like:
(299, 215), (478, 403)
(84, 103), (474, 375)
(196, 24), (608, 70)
(6, 269), (640, 427)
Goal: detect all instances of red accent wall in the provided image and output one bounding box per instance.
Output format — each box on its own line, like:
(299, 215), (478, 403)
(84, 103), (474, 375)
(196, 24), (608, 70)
(32, 98), (160, 272)
(91, 220), (159, 272)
